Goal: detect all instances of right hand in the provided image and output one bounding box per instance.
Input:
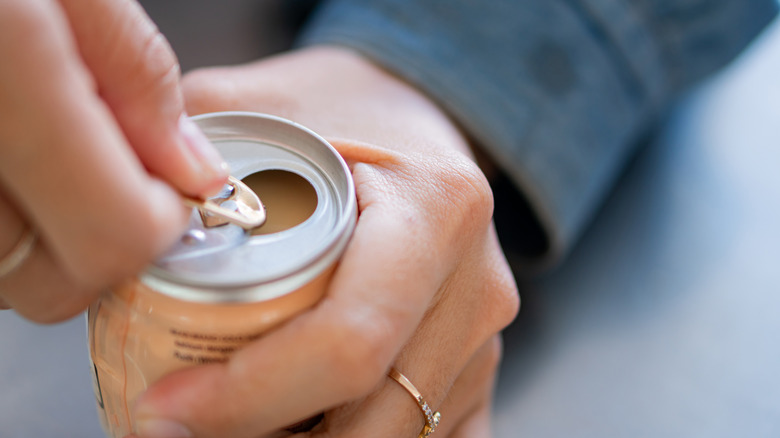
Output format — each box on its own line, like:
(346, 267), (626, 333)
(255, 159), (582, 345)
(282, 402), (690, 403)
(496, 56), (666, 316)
(0, 0), (228, 323)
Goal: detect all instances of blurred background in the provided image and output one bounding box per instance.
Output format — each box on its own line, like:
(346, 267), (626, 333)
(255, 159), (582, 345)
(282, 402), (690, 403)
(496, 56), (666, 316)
(1, 2), (779, 437)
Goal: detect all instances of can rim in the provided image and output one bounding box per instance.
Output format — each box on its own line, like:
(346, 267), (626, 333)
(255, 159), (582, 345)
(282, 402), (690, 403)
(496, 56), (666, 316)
(143, 112), (357, 302)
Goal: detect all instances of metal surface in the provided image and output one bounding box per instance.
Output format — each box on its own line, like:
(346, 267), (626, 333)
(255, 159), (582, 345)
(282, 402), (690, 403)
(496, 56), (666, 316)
(388, 368), (442, 438)
(86, 112), (357, 438)
(182, 176), (267, 230)
(149, 112), (357, 302)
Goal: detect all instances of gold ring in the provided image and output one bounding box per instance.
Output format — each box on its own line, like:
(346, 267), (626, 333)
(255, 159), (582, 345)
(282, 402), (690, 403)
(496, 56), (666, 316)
(0, 227), (37, 279)
(388, 367), (441, 438)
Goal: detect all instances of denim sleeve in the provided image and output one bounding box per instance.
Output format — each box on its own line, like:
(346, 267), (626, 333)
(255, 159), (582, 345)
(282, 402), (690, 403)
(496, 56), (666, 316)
(297, 0), (778, 269)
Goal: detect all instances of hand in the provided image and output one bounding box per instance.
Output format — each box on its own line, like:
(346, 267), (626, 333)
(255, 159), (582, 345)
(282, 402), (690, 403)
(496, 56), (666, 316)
(131, 46), (519, 438)
(0, 0), (228, 322)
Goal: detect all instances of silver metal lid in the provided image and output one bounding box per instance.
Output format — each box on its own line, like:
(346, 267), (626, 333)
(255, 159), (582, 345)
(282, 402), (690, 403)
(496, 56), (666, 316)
(143, 112), (357, 303)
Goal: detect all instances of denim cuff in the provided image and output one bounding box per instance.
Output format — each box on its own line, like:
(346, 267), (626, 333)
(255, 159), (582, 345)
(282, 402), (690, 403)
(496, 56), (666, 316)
(299, 0), (777, 269)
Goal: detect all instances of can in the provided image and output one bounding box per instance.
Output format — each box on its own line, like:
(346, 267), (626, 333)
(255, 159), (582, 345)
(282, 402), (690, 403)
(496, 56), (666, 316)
(87, 112), (357, 438)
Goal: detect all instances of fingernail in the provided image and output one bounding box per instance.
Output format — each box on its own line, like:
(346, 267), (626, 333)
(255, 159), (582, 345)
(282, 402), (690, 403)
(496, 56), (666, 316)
(179, 114), (229, 180)
(136, 418), (193, 438)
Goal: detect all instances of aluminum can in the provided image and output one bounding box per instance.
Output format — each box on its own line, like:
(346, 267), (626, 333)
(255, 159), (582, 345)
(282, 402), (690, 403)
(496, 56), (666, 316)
(87, 112), (357, 438)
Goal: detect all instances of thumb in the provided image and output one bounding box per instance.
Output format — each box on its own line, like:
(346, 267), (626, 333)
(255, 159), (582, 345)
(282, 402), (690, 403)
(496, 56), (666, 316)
(59, 0), (227, 197)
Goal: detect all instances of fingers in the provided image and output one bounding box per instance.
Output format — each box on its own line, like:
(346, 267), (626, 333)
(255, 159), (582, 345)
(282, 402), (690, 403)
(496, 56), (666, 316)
(297, 226), (514, 438)
(59, 0), (228, 197)
(133, 174), (517, 438)
(437, 336), (502, 438)
(133, 176), (451, 437)
(140, 46), (520, 438)
(305, 335), (503, 438)
(0, 0), (193, 322)
(0, 191), (88, 323)
(0, 179), (182, 323)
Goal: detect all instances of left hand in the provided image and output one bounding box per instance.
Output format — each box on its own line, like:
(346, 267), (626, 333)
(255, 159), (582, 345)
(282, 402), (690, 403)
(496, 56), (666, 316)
(130, 46), (519, 438)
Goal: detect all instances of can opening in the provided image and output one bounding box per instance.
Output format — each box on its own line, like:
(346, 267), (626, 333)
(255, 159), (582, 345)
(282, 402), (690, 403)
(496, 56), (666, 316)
(242, 170), (318, 235)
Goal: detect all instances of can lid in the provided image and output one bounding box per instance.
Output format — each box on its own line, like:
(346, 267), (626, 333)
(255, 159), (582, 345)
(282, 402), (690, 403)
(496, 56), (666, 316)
(144, 112), (357, 302)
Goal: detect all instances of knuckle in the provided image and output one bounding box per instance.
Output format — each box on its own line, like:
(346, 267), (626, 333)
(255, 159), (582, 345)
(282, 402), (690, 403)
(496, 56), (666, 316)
(97, 10), (180, 107)
(482, 265), (521, 332)
(460, 248), (520, 341)
(483, 334), (505, 374)
(450, 159), (495, 221)
(66, 206), (168, 289)
(127, 30), (181, 101)
(324, 312), (396, 398)
(423, 155), (495, 230)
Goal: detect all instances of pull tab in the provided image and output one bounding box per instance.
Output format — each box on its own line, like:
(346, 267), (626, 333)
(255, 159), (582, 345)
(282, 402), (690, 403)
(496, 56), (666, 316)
(182, 176), (266, 230)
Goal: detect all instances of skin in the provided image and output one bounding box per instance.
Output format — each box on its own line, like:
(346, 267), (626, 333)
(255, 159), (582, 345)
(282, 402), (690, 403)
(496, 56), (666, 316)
(0, 0), (228, 321)
(0, 1), (520, 437)
(130, 46), (520, 438)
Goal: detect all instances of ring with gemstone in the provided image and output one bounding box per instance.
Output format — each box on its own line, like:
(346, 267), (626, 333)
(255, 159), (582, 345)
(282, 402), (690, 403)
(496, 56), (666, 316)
(0, 226), (37, 279)
(388, 367), (441, 438)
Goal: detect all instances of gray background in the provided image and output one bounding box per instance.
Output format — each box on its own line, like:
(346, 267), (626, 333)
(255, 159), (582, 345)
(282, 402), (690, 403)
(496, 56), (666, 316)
(1, 2), (779, 437)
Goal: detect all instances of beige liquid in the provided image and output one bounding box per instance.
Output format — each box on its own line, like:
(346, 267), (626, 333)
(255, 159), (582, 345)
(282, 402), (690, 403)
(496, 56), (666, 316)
(243, 170), (318, 235)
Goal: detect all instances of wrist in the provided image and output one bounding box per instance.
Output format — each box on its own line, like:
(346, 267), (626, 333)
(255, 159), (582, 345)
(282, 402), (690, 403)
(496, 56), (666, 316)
(185, 45), (473, 159)
(303, 45), (500, 179)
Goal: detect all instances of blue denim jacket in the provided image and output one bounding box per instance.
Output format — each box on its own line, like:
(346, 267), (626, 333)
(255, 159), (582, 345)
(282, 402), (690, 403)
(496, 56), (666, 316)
(300, 0), (778, 268)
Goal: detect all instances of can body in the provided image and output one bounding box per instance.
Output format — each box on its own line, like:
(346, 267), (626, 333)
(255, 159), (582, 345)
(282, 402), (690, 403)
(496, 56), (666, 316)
(87, 112), (357, 438)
